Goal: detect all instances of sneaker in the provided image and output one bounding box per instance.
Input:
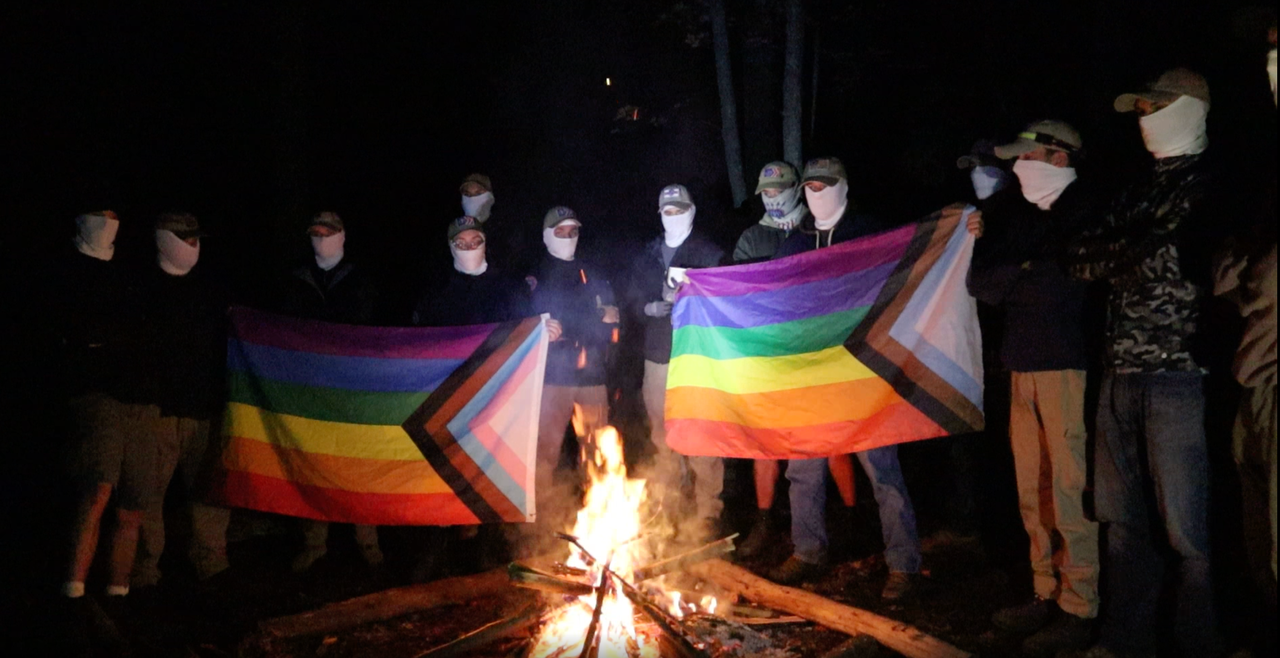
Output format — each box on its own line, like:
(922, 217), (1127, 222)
(991, 597), (1053, 635)
(737, 509), (775, 559)
(766, 555), (826, 585)
(1021, 611), (1094, 657)
(880, 571), (917, 601)
(291, 546), (327, 573)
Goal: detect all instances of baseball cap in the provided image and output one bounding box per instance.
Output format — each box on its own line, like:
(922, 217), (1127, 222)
(658, 184), (693, 212)
(956, 139), (1002, 169)
(801, 157), (847, 185)
(755, 161), (798, 194)
(994, 120), (1083, 159)
(1114, 68), (1211, 112)
(155, 212), (205, 239)
(543, 206), (580, 229)
(308, 211), (344, 233)
(459, 173), (493, 195)
(447, 215), (485, 242)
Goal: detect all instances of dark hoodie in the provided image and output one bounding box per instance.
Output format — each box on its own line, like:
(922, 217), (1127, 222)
(412, 266), (532, 328)
(530, 256), (616, 386)
(967, 181), (1096, 372)
(774, 207), (889, 258)
(625, 233), (725, 364)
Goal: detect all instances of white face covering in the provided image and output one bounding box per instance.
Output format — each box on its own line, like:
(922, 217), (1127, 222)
(156, 230), (200, 276)
(1138, 95), (1209, 159)
(806, 179), (849, 230)
(311, 231), (346, 271)
(1012, 159), (1077, 210)
(73, 213), (120, 261)
(461, 192), (494, 222)
(1268, 48), (1277, 108)
(662, 206), (695, 248)
(761, 186), (803, 229)
(543, 221), (579, 261)
(970, 165), (1008, 201)
(450, 242), (488, 275)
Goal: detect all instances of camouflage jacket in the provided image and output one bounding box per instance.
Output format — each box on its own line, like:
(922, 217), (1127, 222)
(1067, 154), (1210, 374)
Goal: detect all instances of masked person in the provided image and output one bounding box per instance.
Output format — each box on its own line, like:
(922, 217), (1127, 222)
(131, 213), (233, 590)
(48, 210), (155, 607)
(1068, 69), (1225, 658)
(626, 184), (725, 543)
(460, 173), (495, 223)
(733, 162), (859, 561)
(967, 122), (1099, 656)
(957, 139), (1014, 205)
(274, 211), (383, 572)
(529, 207), (618, 532)
(412, 216), (534, 327)
(769, 158), (920, 602)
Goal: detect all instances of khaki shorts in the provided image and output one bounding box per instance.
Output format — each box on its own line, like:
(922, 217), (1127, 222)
(66, 394), (158, 511)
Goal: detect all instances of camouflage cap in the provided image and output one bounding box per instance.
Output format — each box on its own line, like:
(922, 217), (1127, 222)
(155, 212), (205, 239)
(460, 173), (493, 195)
(307, 211), (344, 233)
(543, 206), (580, 229)
(755, 161), (799, 194)
(658, 184), (693, 211)
(801, 157), (847, 185)
(447, 215), (485, 241)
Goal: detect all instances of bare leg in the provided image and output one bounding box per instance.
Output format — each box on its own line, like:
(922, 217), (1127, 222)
(754, 459), (780, 510)
(67, 483), (113, 589)
(107, 508), (144, 591)
(828, 454), (857, 507)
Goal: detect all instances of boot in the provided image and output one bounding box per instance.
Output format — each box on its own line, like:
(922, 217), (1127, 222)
(766, 555), (826, 585)
(991, 597), (1053, 635)
(736, 509), (775, 559)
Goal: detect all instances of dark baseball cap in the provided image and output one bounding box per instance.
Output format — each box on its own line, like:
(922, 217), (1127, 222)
(447, 215), (486, 241)
(307, 211), (344, 233)
(801, 157), (847, 185)
(460, 173), (492, 195)
(1114, 68), (1211, 112)
(155, 212), (205, 239)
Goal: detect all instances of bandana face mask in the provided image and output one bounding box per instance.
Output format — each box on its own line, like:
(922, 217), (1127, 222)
(763, 185), (801, 220)
(970, 165), (1008, 201)
(1012, 159), (1077, 210)
(74, 212), (121, 261)
(461, 192), (494, 222)
(311, 231), (346, 271)
(806, 180), (848, 230)
(1138, 95), (1209, 159)
(543, 222), (579, 261)
(661, 206), (695, 248)
(156, 229), (200, 275)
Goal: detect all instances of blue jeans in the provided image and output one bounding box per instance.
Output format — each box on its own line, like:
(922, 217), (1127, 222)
(786, 445), (921, 572)
(1094, 372), (1223, 657)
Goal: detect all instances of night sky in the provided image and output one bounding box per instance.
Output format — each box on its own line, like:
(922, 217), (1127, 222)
(6, 0), (1275, 304)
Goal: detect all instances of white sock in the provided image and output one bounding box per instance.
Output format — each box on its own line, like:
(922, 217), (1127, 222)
(63, 581), (86, 598)
(105, 585), (129, 597)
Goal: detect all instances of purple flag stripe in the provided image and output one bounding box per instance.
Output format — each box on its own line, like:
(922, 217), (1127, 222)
(673, 260), (896, 330)
(678, 224), (914, 299)
(230, 306), (495, 360)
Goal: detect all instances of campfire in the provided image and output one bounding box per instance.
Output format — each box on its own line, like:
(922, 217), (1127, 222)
(515, 423), (733, 658)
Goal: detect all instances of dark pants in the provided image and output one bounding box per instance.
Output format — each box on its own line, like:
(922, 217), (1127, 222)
(1094, 371), (1223, 657)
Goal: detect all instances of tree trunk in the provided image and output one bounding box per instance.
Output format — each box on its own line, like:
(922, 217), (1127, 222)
(689, 559), (973, 658)
(273, 0), (310, 222)
(782, 0), (804, 167)
(809, 24), (820, 140)
(709, 0), (748, 207)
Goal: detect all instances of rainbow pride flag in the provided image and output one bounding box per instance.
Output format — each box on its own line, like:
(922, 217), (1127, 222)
(666, 205), (983, 459)
(214, 307), (549, 525)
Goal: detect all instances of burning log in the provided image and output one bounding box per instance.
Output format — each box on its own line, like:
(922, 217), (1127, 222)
(610, 573), (710, 658)
(576, 552), (614, 658)
(631, 535), (738, 582)
(509, 563), (596, 597)
(689, 559), (972, 658)
(413, 602), (544, 658)
(259, 566), (511, 638)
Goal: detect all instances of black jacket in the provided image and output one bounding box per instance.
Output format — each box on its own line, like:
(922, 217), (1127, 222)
(34, 247), (145, 400)
(968, 183), (1095, 372)
(274, 260), (378, 325)
(530, 256), (616, 386)
(136, 267), (229, 419)
(625, 233), (725, 364)
(412, 266), (533, 327)
(733, 223), (791, 263)
(774, 208), (889, 257)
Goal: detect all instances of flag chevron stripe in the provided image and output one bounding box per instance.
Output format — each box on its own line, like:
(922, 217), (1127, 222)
(402, 318), (541, 524)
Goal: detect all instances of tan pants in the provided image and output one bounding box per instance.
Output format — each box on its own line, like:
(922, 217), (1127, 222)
(642, 360), (724, 522)
(1009, 370), (1099, 618)
(1235, 381), (1277, 581)
(135, 416), (231, 586)
(535, 384), (608, 525)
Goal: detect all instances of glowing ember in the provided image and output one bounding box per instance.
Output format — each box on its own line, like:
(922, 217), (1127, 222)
(529, 424), (657, 658)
